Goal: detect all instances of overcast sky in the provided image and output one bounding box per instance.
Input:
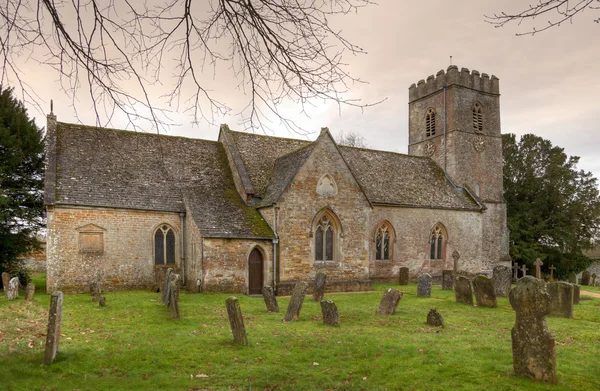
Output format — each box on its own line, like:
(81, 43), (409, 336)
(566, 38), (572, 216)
(19, 1), (600, 179)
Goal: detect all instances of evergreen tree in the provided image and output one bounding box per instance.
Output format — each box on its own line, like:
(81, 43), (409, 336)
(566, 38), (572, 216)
(0, 87), (45, 286)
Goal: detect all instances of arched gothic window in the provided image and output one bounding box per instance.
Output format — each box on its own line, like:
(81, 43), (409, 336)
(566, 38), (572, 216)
(473, 103), (483, 133)
(313, 211), (341, 262)
(375, 222), (394, 260)
(430, 224), (446, 260)
(425, 108), (436, 137)
(154, 225), (176, 265)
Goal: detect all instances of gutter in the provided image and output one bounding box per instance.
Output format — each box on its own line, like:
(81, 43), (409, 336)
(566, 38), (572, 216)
(180, 212), (186, 287)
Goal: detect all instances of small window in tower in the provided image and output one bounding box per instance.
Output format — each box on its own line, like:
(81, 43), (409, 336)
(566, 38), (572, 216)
(473, 103), (483, 133)
(426, 108), (436, 137)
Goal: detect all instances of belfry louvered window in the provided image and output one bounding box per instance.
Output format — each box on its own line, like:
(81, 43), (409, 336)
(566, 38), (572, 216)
(473, 103), (483, 133)
(154, 225), (176, 265)
(425, 108), (436, 137)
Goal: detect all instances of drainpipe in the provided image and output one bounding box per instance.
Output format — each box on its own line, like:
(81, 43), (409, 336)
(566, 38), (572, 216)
(273, 205), (279, 292)
(180, 212), (186, 288)
(443, 82), (448, 173)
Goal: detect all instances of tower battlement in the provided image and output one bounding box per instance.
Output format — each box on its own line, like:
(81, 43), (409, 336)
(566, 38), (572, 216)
(409, 65), (499, 103)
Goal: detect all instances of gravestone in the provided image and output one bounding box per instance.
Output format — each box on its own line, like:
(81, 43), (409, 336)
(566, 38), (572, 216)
(473, 275), (497, 308)
(417, 274), (432, 298)
(452, 250), (460, 272)
(312, 272), (327, 302)
(568, 272), (577, 284)
(547, 281), (574, 318)
(164, 271), (179, 308)
(534, 258), (543, 280)
(262, 286), (279, 312)
(548, 264), (556, 282)
(99, 296), (106, 307)
(161, 268), (174, 303)
(492, 266), (512, 297)
(426, 308), (444, 327)
(89, 281), (101, 302)
(441, 270), (454, 290)
(7, 277), (19, 300)
(593, 273), (597, 286)
(398, 267), (409, 285)
(25, 283), (36, 301)
(521, 264), (528, 278)
(454, 276), (474, 305)
(225, 297), (248, 346)
(377, 288), (403, 315)
(509, 276), (556, 383)
(44, 291), (64, 365)
(168, 275), (181, 319)
(283, 281), (308, 322)
(512, 262), (519, 282)
(581, 270), (591, 286)
(320, 300), (340, 326)
(2, 272), (10, 293)
(572, 284), (580, 305)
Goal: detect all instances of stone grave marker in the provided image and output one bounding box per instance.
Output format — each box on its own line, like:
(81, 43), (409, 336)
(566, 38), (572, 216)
(568, 272), (576, 284)
(426, 308), (444, 327)
(417, 274), (432, 298)
(452, 250), (460, 272)
(549, 264), (556, 282)
(398, 267), (409, 285)
(441, 270), (454, 290)
(164, 271), (179, 309)
(225, 297), (248, 346)
(262, 286), (279, 312)
(572, 284), (580, 305)
(169, 278), (180, 319)
(547, 281), (574, 318)
(7, 277), (19, 300)
(512, 262), (519, 282)
(521, 264), (528, 278)
(592, 273), (597, 286)
(581, 270), (591, 286)
(89, 280), (101, 302)
(454, 276), (474, 305)
(492, 265), (512, 297)
(312, 272), (327, 302)
(99, 296), (106, 307)
(320, 300), (340, 326)
(2, 272), (10, 293)
(534, 258), (543, 280)
(377, 288), (403, 315)
(283, 281), (308, 322)
(509, 276), (556, 383)
(25, 283), (35, 301)
(473, 275), (497, 308)
(161, 268), (174, 303)
(44, 291), (64, 365)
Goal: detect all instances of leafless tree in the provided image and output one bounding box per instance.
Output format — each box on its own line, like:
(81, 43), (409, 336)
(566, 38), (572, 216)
(486, 0), (600, 36)
(0, 0), (377, 134)
(335, 130), (367, 148)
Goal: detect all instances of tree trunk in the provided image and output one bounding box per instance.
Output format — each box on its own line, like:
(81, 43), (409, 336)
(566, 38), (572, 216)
(283, 281), (308, 322)
(25, 283), (35, 301)
(320, 300), (339, 326)
(262, 286), (279, 312)
(44, 291), (63, 365)
(312, 272), (327, 302)
(377, 288), (403, 315)
(226, 297), (248, 346)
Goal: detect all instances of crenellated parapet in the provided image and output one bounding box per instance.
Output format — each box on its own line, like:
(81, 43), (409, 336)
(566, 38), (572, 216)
(409, 65), (499, 102)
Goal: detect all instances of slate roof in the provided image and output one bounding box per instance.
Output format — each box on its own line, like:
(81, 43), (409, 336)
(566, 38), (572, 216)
(52, 123), (273, 239)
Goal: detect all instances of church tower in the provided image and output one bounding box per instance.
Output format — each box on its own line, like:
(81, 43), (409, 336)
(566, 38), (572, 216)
(408, 65), (508, 268)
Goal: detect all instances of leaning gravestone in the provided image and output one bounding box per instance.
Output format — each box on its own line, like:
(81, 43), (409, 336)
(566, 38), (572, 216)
(7, 277), (19, 300)
(44, 291), (64, 365)
(161, 268), (174, 303)
(89, 281), (101, 302)
(312, 272), (327, 302)
(225, 297), (248, 346)
(454, 276), (474, 305)
(25, 283), (36, 301)
(262, 286), (279, 312)
(99, 296), (106, 307)
(473, 275), (497, 308)
(398, 267), (409, 285)
(377, 288), (403, 315)
(547, 281), (574, 319)
(581, 270), (591, 286)
(283, 281), (308, 322)
(572, 284), (580, 305)
(568, 272), (577, 284)
(441, 270), (454, 290)
(2, 272), (10, 293)
(493, 265), (512, 297)
(426, 308), (444, 327)
(320, 300), (340, 326)
(417, 274), (432, 298)
(509, 276), (556, 383)
(169, 278), (180, 319)
(164, 271), (179, 308)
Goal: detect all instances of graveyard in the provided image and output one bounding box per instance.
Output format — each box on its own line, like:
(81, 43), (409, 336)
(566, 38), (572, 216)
(1, 274), (600, 390)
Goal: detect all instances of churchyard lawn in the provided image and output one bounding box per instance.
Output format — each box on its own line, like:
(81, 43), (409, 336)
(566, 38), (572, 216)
(1, 274), (599, 390)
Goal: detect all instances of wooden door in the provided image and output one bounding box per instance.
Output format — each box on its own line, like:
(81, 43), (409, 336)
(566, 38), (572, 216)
(248, 248), (263, 295)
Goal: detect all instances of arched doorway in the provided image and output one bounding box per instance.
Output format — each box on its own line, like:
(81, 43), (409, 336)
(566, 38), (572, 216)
(248, 248), (263, 295)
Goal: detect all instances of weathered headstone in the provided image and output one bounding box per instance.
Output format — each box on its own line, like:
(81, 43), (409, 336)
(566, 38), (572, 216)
(592, 273), (597, 286)
(169, 279), (180, 319)
(473, 275), (497, 308)
(164, 271), (179, 308)
(417, 274), (432, 298)
(512, 262), (519, 282)
(547, 281), (574, 318)
(572, 284), (580, 305)
(534, 258), (543, 280)
(581, 270), (591, 286)
(312, 272), (327, 302)
(2, 272), (10, 293)
(521, 264), (528, 278)
(89, 280), (101, 302)
(441, 270), (454, 290)
(426, 308), (444, 327)
(320, 300), (340, 326)
(377, 288), (403, 315)
(283, 281), (308, 322)
(7, 277), (19, 300)
(225, 297), (248, 346)
(568, 272), (577, 284)
(509, 276), (556, 383)
(99, 296), (106, 307)
(161, 268), (174, 303)
(549, 264), (556, 282)
(25, 283), (36, 301)
(44, 291), (64, 365)
(398, 267), (409, 285)
(452, 250), (460, 272)
(454, 276), (474, 305)
(262, 286), (279, 312)
(492, 265), (512, 297)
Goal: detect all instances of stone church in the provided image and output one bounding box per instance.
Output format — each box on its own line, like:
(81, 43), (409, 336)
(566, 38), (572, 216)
(44, 65), (509, 294)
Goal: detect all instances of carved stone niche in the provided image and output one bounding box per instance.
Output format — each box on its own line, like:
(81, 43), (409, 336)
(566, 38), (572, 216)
(316, 173), (338, 196)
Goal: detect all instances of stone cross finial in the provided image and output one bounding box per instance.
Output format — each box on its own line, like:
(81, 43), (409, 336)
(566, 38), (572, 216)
(534, 258), (543, 280)
(549, 264), (556, 282)
(452, 250), (460, 273)
(521, 264), (528, 278)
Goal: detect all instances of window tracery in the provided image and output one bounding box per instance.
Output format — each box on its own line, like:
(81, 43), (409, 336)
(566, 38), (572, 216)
(154, 225), (176, 265)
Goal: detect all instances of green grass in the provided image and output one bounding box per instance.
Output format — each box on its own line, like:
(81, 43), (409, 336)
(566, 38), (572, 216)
(1, 277), (600, 391)
(580, 285), (600, 294)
